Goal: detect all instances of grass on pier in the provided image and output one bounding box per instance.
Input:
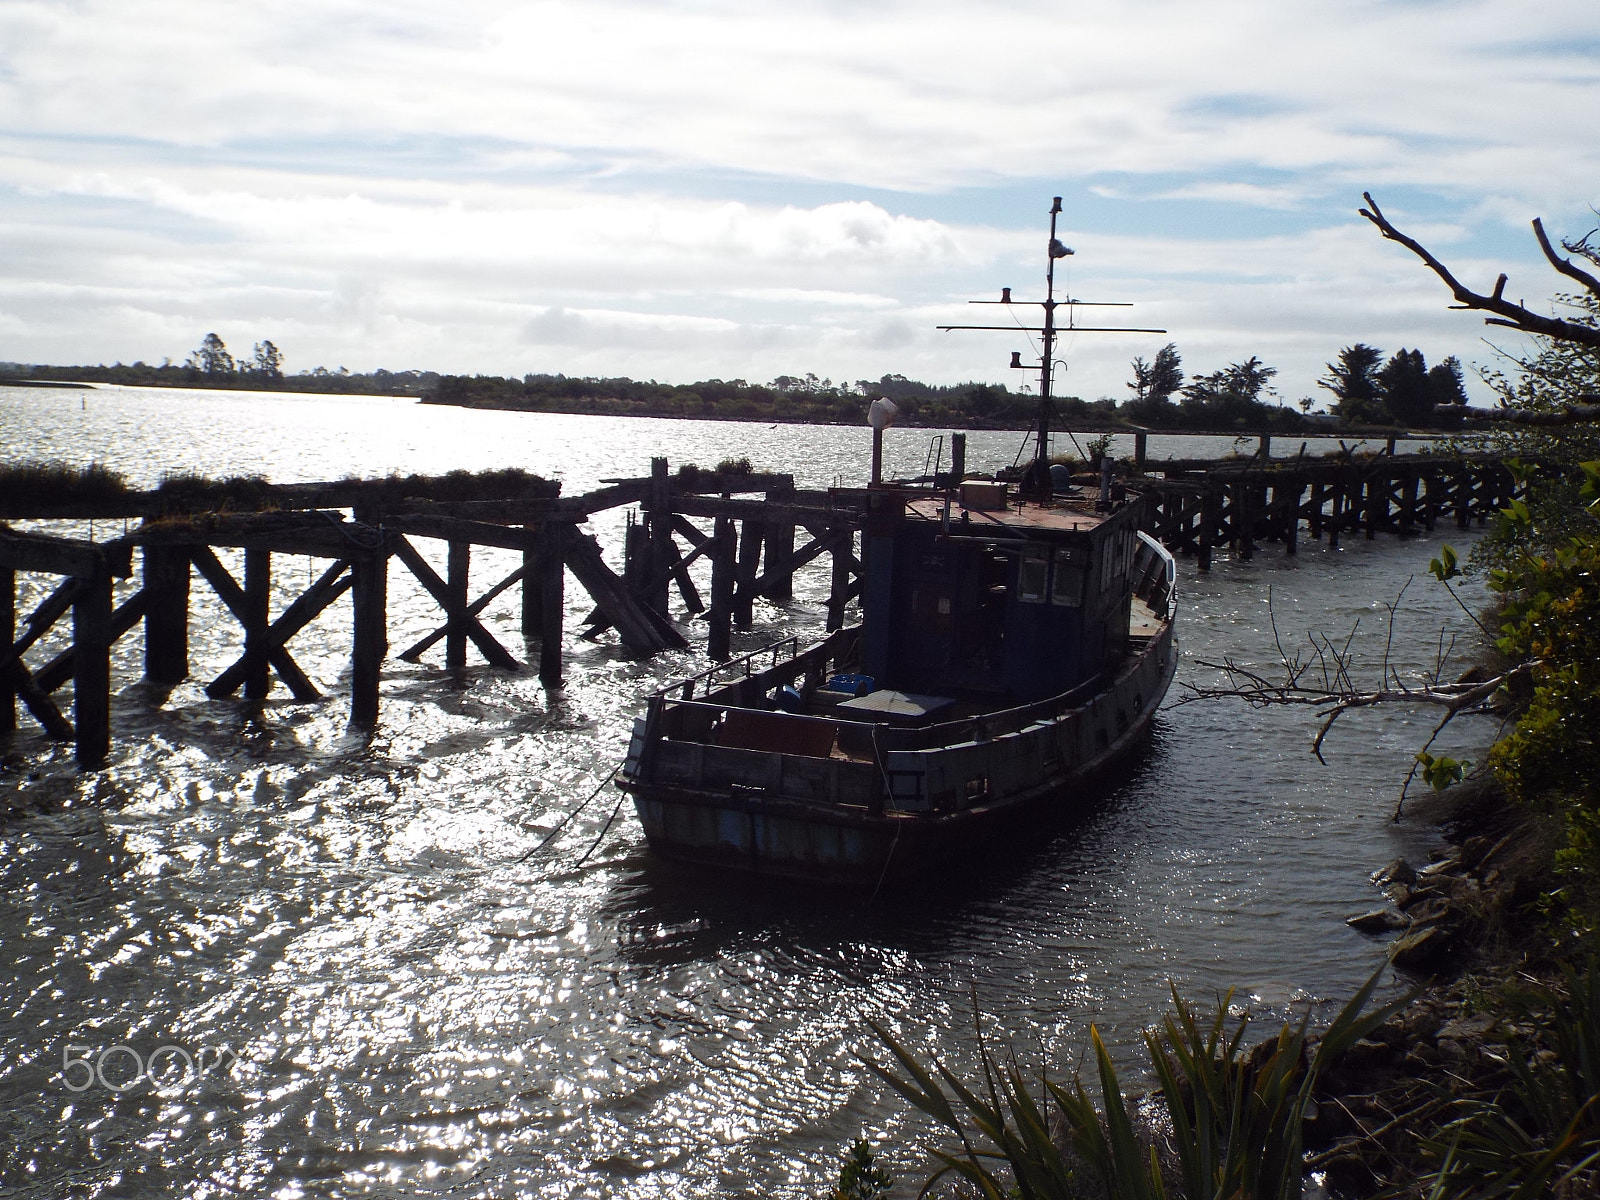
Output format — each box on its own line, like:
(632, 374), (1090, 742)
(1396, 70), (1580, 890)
(0, 460), (128, 507)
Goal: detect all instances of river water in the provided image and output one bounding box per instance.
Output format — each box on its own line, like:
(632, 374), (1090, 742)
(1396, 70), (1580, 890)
(2, 385), (1493, 1198)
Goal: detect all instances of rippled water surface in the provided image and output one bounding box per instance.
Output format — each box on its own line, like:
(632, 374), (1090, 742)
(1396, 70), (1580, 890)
(2, 386), (1493, 1197)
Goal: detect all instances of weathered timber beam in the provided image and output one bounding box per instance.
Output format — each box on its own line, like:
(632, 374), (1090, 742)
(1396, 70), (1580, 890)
(669, 514), (711, 549)
(561, 531), (686, 654)
(0, 530), (130, 577)
(674, 472), (793, 495)
(730, 528), (839, 606)
(671, 494), (861, 527)
(400, 563), (527, 662)
(14, 577), (85, 658)
(0, 649), (73, 739)
(189, 546), (322, 700)
(34, 587), (150, 694)
(207, 560), (352, 697)
(384, 499), (571, 522)
(595, 471), (791, 499)
(561, 480), (651, 516)
(389, 536), (520, 670)
(137, 519), (355, 559)
(378, 514), (547, 553)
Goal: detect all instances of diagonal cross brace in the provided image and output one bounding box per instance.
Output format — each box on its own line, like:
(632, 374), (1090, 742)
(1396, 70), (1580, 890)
(390, 537), (520, 670)
(207, 559), (354, 699)
(190, 546), (323, 701)
(34, 587), (150, 695)
(0, 647), (73, 739)
(399, 563), (527, 662)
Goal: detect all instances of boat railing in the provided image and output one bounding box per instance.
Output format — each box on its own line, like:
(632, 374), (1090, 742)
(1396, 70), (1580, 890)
(651, 666), (1111, 755)
(648, 625), (859, 703)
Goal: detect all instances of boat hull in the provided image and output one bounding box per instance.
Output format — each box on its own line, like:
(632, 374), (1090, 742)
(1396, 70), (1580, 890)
(620, 620), (1176, 886)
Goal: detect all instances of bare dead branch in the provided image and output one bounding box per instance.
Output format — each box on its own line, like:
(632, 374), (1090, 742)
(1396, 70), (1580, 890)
(1359, 193), (1600, 349)
(1437, 401), (1600, 425)
(1534, 217), (1600, 297)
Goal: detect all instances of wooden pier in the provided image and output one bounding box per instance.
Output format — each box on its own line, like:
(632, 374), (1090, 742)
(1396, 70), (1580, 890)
(0, 447), (1519, 769)
(1135, 452), (1518, 570)
(0, 462), (864, 768)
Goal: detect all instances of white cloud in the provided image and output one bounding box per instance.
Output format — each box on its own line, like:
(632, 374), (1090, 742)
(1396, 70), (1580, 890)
(0, 0), (1591, 401)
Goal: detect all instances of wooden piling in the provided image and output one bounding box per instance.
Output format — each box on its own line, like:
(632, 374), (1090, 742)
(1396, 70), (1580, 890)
(1234, 482), (1254, 561)
(950, 433), (966, 483)
(708, 516), (734, 660)
(1198, 487), (1217, 571)
(764, 480), (796, 602)
(539, 526), (565, 687)
(0, 568), (12, 733)
(828, 530), (852, 632)
(349, 547), (387, 729)
(1283, 483), (1299, 555)
(243, 549), (271, 700)
(521, 531), (543, 639)
(1133, 431), (1148, 473)
(142, 544), (190, 685)
(646, 457), (673, 615)
(446, 541), (469, 673)
(733, 516), (762, 628)
(72, 566), (112, 768)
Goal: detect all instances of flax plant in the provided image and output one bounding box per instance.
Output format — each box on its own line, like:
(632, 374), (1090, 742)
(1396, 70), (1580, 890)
(1420, 961), (1600, 1198)
(866, 963), (1407, 1200)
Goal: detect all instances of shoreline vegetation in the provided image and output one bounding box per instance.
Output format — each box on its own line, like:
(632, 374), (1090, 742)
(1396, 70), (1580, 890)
(3, 327), (1475, 435)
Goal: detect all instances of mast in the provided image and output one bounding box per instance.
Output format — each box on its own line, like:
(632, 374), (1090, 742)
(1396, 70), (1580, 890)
(937, 198), (1165, 501)
(1034, 196), (1067, 497)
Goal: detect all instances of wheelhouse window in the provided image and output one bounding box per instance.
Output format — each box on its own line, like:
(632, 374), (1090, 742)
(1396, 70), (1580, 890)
(1052, 547), (1086, 607)
(1018, 555), (1048, 603)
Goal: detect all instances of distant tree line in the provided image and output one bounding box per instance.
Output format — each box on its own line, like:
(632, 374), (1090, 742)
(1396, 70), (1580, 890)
(427, 371), (1048, 428)
(7, 332), (440, 397)
(4, 332), (1474, 431)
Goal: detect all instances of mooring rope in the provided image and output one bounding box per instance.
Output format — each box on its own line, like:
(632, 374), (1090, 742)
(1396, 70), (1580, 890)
(575, 787), (630, 867)
(517, 763), (621, 862)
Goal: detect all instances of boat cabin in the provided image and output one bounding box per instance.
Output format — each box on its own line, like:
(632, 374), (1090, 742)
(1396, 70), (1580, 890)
(856, 482), (1140, 704)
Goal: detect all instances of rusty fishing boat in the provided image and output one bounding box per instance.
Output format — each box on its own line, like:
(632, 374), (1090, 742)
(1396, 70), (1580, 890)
(617, 199), (1177, 884)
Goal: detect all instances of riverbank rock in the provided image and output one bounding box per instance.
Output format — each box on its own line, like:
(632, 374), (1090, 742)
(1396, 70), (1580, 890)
(1308, 778), (1568, 1196)
(1346, 907), (1406, 933)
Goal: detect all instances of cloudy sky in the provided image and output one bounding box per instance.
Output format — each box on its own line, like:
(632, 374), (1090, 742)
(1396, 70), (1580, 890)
(1, 0), (1595, 405)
